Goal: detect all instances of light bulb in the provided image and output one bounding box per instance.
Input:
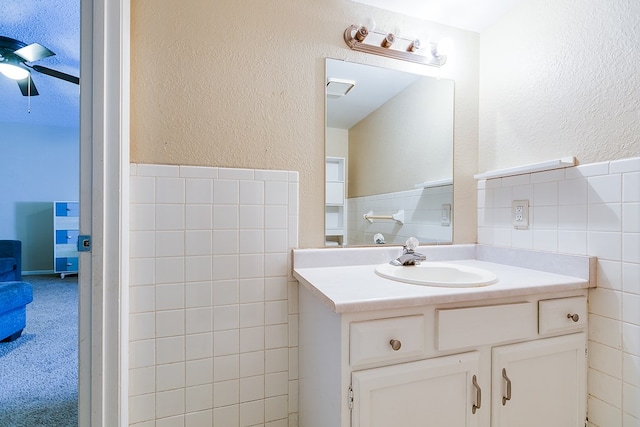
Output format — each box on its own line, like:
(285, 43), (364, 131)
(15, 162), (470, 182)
(362, 17), (376, 32)
(434, 37), (454, 57)
(0, 63), (30, 80)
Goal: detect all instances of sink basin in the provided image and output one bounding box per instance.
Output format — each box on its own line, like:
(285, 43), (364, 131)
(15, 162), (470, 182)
(375, 262), (498, 287)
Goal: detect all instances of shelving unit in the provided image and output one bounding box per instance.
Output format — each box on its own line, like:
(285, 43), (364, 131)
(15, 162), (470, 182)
(325, 157), (346, 245)
(53, 201), (79, 278)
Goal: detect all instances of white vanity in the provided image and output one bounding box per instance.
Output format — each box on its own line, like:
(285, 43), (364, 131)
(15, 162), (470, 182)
(293, 244), (596, 427)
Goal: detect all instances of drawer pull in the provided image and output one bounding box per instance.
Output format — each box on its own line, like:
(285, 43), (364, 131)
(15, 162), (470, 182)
(502, 368), (512, 406)
(472, 375), (481, 414)
(389, 339), (402, 351)
(567, 313), (580, 322)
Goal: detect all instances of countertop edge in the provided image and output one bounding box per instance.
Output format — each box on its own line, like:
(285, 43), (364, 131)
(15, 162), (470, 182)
(294, 260), (593, 314)
(293, 269), (338, 312)
(329, 281), (592, 313)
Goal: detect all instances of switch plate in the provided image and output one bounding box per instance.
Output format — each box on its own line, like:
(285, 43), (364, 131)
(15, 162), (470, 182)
(512, 200), (529, 229)
(441, 204), (451, 226)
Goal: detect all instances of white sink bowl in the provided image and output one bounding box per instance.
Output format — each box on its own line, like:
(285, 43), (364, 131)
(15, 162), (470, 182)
(375, 262), (498, 287)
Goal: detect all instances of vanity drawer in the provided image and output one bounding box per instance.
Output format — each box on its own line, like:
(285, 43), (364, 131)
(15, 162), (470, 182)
(539, 296), (587, 334)
(350, 315), (425, 367)
(436, 302), (537, 351)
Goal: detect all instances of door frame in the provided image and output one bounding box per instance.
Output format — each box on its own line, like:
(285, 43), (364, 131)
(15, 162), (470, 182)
(78, 0), (130, 424)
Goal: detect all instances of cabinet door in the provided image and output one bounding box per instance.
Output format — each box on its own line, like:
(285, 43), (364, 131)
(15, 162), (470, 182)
(351, 352), (481, 427)
(492, 333), (586, 427)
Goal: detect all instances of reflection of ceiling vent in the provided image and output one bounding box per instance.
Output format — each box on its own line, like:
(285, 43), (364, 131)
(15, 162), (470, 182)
(326, 77), (356, 97)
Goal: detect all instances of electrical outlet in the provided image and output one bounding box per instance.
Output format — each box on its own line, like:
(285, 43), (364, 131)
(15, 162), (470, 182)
(512, 200), (529, 229)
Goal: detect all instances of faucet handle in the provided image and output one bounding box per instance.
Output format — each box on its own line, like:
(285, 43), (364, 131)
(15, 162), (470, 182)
(405, 237), (419, 251)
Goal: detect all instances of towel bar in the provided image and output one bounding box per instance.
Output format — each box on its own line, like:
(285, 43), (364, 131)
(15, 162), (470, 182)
(363, 210), (404, 225)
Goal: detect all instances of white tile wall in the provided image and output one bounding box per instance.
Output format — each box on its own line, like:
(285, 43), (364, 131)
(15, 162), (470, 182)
(346, 185), (453, 245)
(129, 164), (299, 427)
(478, 157), (640, 426)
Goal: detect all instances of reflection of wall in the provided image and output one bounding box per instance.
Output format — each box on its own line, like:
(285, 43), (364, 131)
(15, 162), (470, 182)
(346, 185), (452, 245)
(0, 123), (79, 272)
(349, 78), (454, 198)
(326, 128), (348, 160)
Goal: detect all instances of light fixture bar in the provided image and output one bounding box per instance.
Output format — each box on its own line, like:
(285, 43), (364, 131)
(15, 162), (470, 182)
(343, 25), (446, 67)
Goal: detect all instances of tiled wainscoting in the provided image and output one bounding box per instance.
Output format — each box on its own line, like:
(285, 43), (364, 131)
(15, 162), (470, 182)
(346, 184), (453, 245)
(128, 164), (299, 426)
(477, 157), (640, 426)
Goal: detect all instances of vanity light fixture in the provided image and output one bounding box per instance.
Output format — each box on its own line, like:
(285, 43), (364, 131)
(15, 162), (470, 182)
(343, 24), (449, 67)
(326, 77), (356, 97)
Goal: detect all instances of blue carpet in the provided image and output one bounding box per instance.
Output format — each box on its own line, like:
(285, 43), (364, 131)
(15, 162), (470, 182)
(0, 275), (78, 426)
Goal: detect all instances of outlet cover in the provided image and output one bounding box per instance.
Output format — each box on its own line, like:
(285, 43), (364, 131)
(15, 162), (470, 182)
(512, 200), (529, 229)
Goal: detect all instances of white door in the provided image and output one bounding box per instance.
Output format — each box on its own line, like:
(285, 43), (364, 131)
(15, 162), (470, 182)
(491, 333), (586, 427)
(351, 352), (481, 427)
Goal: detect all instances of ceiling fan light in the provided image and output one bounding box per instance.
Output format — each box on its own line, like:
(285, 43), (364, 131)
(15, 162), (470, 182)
(0, 63), (30, 80)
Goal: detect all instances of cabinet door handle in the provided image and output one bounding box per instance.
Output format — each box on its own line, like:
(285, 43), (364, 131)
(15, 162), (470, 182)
(472, 375), (481, 414)
(389, 339), (402, 351)
(567, 313), (579, 322)
(502, 368), (512, 405)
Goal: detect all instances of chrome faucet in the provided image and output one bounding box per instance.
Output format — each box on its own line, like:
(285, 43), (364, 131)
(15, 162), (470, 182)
(390, 237), (426, 266)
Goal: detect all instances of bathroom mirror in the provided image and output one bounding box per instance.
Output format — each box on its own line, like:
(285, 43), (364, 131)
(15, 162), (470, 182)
(325, 58), (454, 246)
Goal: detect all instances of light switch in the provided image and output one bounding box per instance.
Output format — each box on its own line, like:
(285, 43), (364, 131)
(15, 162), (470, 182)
(441, 204), (451, 226)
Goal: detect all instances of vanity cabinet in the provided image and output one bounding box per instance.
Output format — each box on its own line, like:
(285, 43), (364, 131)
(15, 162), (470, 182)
(298, 289), (587, 427)
(491, 333), (586, 427)
(351, 352), (481, 427)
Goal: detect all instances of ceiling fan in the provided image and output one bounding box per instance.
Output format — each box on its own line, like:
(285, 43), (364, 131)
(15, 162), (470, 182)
(0, 35), (79, 96)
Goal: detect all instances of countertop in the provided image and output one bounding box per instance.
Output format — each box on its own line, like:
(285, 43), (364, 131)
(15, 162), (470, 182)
(292, 245), (596, 313)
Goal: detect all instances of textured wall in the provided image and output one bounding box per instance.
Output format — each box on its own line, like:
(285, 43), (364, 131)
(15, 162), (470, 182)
(479, 0), (640, 172)
(130, 0), (480, 247)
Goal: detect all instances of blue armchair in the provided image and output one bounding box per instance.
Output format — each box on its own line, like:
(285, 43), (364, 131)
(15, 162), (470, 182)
(0, 240), (22, 281)
(0, 240), (33, 342)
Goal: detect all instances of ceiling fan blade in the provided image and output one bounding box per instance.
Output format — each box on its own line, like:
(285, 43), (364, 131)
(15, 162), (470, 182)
(17, 77), (39, 96)
(14, 43), (55, 62)
(31, 65), (79, 84)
